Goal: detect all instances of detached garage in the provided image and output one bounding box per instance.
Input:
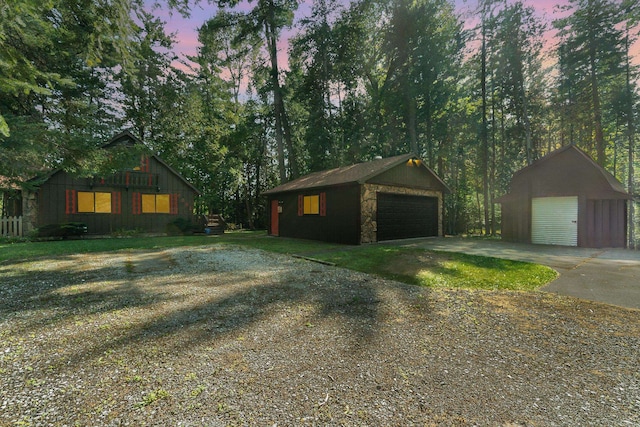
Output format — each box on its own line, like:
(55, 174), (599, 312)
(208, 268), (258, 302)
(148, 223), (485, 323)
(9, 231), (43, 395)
(497, 145), (630, 248)
(263, 154), (449, 244)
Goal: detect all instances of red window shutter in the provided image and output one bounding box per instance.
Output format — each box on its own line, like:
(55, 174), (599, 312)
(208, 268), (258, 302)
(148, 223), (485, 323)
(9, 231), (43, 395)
(320, 192), (327, 217)
(132, 192), (141, 215)
(298, 195), (304, 216)
(170, 194), (179, 215)
(112, 192), (121, 214)
(147, 174), (153, 186)
(65, 190), (77, 214)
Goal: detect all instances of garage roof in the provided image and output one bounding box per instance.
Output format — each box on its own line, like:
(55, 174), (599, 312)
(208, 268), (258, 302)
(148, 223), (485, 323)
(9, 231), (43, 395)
(263, 153), (449, 195)
(497, 144), (630, 202)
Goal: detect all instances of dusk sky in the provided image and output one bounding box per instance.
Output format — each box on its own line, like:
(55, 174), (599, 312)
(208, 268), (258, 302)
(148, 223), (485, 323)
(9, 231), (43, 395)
(147, 0), (639, 72)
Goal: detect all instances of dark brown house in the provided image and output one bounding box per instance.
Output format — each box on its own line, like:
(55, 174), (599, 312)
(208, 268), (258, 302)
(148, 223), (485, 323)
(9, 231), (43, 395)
(20, 131), (200, 236)
(497, 144), (630, 248)
(263, 154), (450, 244)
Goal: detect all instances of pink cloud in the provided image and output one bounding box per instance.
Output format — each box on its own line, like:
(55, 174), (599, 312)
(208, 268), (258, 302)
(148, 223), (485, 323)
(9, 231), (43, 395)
(155, 0), (639, 74)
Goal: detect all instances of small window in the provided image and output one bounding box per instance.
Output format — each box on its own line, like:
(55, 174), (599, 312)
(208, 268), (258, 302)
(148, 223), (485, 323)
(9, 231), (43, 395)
(141, 194), (156, 213)
(156, 194), (170, 213)
(77, 191), (111, 213)
(298, 193), (326, 216)
(304, 195), (319, 215)
(141, 194), (174, 214)
(95, 192), (111, 213)
(77, 192), (94, 213)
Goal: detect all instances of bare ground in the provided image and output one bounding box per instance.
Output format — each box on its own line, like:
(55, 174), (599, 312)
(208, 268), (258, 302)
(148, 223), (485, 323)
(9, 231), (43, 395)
(0, 245), (639, 426)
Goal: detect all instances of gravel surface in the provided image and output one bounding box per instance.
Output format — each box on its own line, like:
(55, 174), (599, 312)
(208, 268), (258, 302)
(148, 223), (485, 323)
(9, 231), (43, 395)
(1, 244), (639, 426)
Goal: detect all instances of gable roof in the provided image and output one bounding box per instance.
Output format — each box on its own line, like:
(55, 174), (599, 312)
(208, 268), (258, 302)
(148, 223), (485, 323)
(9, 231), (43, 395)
(498, 144), (629, 202)
(263, 153), (449, 194)
(106, 130), (200, 194)
(521, 145), (626, 193)
(26, 130), (200, 194)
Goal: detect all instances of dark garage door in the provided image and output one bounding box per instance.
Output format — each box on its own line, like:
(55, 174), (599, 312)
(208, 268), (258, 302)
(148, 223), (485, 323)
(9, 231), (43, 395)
(377, 193), (438, 241)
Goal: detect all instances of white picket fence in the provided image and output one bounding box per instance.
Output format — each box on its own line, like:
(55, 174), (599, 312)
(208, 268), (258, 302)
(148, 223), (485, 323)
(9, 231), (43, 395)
(1, 216), (23, 237)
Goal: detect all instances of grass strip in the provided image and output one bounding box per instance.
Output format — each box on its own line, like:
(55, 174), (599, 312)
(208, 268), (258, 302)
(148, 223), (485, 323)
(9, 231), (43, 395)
(0, 231), (557, 290)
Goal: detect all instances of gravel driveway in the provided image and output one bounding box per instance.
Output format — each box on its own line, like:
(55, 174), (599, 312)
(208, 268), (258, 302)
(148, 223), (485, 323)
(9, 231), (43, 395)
(1, 245), (639, 426)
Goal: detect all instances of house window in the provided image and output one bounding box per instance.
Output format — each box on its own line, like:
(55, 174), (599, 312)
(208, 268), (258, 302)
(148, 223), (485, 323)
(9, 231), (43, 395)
(298, 193), (327, 216)
(135, 193), (178, 214)
(304, 195), (319, 215)
(77, 192), (112, 213)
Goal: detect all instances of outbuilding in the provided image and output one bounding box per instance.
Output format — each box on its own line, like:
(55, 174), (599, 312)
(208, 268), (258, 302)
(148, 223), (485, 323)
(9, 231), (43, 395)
(497, 144), (630, 248)
(263, 154), (449, 244)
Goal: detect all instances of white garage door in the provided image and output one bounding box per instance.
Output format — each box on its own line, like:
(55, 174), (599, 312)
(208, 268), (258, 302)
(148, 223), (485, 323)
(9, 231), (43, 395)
(531, 196), (578, 246)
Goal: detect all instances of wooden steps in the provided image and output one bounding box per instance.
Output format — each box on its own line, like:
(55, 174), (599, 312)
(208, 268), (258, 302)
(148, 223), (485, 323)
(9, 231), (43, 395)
(205, 214), (225, 235)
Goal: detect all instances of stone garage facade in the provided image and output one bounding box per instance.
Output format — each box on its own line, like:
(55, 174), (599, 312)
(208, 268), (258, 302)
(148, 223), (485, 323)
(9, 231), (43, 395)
(497, 144), (630, 248)
(263, 154), (450, 245)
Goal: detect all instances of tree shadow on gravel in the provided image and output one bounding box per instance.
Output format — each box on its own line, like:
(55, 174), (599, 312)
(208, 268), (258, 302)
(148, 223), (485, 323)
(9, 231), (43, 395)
(68, 275), (395, 364)
(0, 250), (223, 334)
(1, 247), (435, 372)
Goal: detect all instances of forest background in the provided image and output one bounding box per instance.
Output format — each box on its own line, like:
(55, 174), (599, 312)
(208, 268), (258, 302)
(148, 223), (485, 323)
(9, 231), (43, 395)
(1, 0), (639, 246)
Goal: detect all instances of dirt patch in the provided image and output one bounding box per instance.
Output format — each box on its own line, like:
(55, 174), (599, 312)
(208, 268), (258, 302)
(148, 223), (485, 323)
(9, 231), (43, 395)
(1, 245), (639, 426)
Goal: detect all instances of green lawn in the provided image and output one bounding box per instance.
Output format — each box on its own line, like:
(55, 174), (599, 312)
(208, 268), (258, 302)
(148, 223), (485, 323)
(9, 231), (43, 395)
(311, 245), (557, 291)
(0, 231), (557, 290)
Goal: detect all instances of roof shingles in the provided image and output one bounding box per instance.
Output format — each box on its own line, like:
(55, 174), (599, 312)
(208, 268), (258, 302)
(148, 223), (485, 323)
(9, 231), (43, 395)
(263, 154), (418, 194)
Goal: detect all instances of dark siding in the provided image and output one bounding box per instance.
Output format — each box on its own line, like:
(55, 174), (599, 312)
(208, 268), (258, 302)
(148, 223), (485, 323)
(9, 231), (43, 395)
(267, 184), (361, 244)
(500, 199), (531, 244)
(37, 157), (198, 235)
(368, 161), (446, 192)
(500, 147), (628, 248)
(377, 193), (438, 241)
(584, 199), (627, 248)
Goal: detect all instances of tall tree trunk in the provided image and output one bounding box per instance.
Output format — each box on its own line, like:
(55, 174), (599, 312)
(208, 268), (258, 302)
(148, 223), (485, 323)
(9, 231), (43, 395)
(425, 91), (433, 165)
(520, 80), (533, 164)
(490, 72), (496, 236)
(625, 29), (635, 248)
(481, 22), (490, 236)
(588, 26), (606, 166)
(265, 19), (286, 183)
(407, 93), (418, 155)
(264, 5), (298, 181)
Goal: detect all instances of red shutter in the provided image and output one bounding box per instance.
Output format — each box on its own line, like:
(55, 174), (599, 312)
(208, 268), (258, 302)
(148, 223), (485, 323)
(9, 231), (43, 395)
(65, 190), (77, 214)
(298, 195), (304, 216)
(141, 155), (150, 173)
(170, 194), (179, 215)
(320, 192), (327, 217)
(112, 192), (121, 214)
(132, 192), (141, 215)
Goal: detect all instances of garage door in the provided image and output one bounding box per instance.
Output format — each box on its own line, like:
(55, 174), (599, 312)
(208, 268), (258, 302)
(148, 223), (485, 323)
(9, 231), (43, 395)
(531, 196), (578, 246)
(377, 193), (438, 241)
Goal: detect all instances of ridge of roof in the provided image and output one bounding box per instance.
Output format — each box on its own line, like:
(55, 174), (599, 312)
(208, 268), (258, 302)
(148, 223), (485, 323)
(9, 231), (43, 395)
(508, 144), (628, 196)
(25, 131), (200, 194)
(263, 153), (450, 194)
(263, 154), (414, 194)
(104, 130), (201, 194)
(101, 129), (143, 149)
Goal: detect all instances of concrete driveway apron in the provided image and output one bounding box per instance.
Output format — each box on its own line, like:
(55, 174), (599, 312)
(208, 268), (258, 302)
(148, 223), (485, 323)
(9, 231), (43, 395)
(394, 237), (640, 310)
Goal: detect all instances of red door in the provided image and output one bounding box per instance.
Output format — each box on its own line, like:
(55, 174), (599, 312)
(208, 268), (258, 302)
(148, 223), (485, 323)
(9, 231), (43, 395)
(270, 199), (279, 236)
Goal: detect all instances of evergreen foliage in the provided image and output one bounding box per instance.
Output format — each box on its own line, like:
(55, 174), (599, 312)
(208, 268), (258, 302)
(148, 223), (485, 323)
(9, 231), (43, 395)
(0, 0), (638, 244)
